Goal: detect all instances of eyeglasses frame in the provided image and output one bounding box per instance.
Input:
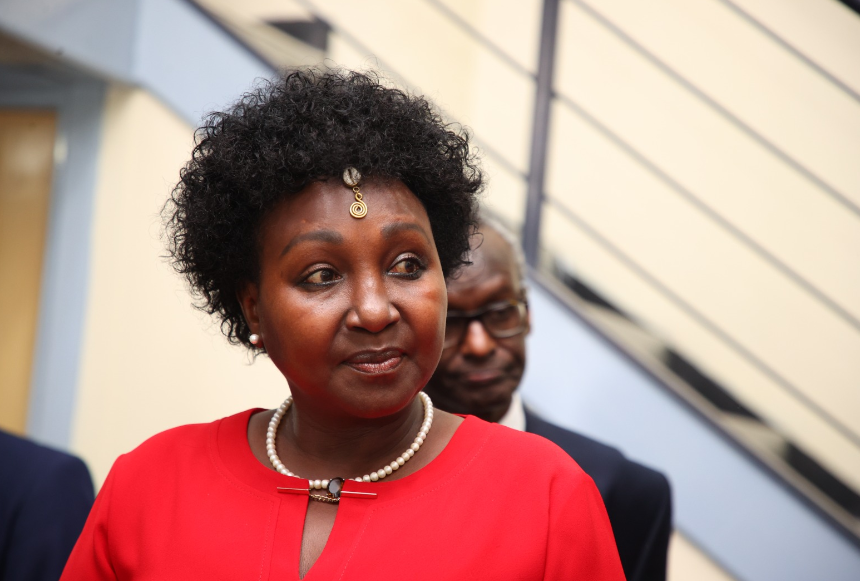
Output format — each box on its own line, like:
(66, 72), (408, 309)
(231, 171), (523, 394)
(443, 298), (529, 349)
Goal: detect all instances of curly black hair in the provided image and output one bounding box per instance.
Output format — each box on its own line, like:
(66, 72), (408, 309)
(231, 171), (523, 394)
(164, 68), (483, 347)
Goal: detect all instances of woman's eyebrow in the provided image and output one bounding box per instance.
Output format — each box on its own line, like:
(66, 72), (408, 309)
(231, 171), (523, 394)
(280, 230), (344, 257)
(381, 222), (430, 242)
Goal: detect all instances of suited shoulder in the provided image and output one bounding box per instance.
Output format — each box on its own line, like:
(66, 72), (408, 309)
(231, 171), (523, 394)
(0, 429), (91, 488)
(473, 416), (592, 481)
(524, 410), (670, 501)
(612, 455), (671, 506)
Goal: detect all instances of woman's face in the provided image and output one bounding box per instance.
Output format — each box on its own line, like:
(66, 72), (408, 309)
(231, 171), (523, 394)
(241, 178), (447, 421)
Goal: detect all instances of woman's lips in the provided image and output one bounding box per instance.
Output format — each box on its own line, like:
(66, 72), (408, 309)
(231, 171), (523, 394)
(344, 349), (404, 375)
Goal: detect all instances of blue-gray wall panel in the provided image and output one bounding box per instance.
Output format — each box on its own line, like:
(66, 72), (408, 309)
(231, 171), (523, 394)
(520, 283), (860, 581)
(0, 0), (138, 81)
(134, 0), (273, 125)
(0, 76), (106, 450)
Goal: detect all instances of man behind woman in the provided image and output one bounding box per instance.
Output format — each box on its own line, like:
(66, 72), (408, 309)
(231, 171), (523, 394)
(425, 219), (673, 581)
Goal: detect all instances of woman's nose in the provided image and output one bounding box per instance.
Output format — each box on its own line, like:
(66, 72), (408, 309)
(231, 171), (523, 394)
(346, 276), (400, 333)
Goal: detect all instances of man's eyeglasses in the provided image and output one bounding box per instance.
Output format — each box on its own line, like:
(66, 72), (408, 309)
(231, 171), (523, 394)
(443, 299), (528, 349)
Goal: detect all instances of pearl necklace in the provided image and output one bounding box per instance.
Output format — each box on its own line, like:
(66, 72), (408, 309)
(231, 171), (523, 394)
(266, 392), (434, 494)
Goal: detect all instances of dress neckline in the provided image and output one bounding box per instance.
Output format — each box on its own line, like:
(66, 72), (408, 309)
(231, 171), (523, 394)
(214, 408), (484, 504)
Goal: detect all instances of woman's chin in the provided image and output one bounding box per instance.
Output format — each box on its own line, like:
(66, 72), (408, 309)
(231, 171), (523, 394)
(340, 386), (425, 420)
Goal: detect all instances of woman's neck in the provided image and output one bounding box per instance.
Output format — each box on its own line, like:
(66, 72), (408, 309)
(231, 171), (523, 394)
(274, 395), (426, 480)
(246, 395), (464, 483)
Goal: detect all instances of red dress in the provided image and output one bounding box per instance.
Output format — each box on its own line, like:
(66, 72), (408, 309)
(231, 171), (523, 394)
(61, 410), (625, 580)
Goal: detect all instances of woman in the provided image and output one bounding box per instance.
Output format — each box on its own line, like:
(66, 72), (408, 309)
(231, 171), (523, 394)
(62, 69), (624, 580)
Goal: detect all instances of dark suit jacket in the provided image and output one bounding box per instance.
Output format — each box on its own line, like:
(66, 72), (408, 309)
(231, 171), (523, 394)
(0, 430), (95, 581)
(525, 410), (672, 581)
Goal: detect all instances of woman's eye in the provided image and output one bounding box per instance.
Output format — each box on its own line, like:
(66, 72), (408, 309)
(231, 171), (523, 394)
(303, 268), (341, 285)
(389, 257), (423, 277)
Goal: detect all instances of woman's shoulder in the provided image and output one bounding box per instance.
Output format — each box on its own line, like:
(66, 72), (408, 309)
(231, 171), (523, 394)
(111, 409), (259, 478)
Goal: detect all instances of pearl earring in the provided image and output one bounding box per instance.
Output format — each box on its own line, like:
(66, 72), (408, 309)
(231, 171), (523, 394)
(249, 333), (261, 346)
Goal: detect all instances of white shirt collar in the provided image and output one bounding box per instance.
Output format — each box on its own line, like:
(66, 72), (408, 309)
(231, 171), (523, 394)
(497, 392), (526, 432)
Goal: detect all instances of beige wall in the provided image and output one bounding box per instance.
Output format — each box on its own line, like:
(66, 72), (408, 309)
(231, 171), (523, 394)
(543, 0), (860, 491)
(70, 86), (288, 486)
(667, 532), (735, 581)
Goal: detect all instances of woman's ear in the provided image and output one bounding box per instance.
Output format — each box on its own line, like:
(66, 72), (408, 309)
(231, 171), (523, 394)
(237, 281), (261, 334)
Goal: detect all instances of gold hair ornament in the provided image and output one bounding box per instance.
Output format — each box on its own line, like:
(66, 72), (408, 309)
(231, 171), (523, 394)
(343, 167), (367, 219)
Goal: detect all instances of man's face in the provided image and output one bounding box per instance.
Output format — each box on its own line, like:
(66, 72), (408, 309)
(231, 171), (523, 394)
(423, 226), (528, 423)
